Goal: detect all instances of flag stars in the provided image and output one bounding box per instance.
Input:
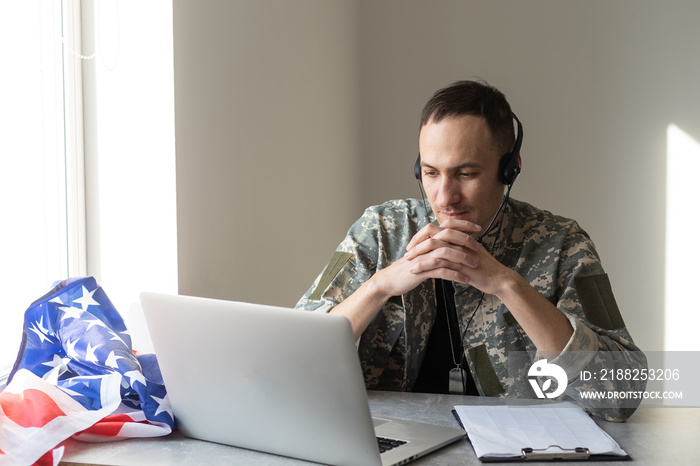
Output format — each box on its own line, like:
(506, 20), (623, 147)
(105, 350), (125, 369)
(85, 342), (102, 364)
(29, 323), (51, 344)
(151, 393), (173, 420)
(35, 315), (50, 334)
(74, 286), (100, 311)
(60, 305), (84, 321)
(29, 316), (53, 343)
(124, 370), (147, 388)
(42, 354), (71, 383)
(42, 353), (71, 370)
(65, 338), (80, 359)
(85, 317), (108, 332)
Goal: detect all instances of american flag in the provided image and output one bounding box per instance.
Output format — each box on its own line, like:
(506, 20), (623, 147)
(0, 277), (175, 465)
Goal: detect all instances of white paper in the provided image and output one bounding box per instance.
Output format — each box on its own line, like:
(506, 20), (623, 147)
(454, 402), (628, 459)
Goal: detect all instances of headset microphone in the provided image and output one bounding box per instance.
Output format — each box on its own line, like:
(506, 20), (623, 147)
(476, 184), (513, 243)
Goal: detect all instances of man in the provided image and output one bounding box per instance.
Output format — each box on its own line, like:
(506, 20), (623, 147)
(296, 80), (646, 421)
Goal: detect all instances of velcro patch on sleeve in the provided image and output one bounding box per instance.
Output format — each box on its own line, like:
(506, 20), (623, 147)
(309, 251), (354, 300)
(574, 273), (626, 330)
(503, 311), (517, 327)
(469, 344), (505, 396)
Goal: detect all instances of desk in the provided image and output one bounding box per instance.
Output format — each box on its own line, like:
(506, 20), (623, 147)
(60, 391), (698, 465)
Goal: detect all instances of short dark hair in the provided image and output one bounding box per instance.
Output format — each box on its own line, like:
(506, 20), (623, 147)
(420, 80), (515, 154)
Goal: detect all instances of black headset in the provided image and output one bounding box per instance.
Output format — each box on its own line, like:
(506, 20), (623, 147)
(414, 113), (523, 187)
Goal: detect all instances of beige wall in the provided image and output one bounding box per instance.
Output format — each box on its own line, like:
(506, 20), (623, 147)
(174, 0), (700, 352)
(174, 0), (361, 305)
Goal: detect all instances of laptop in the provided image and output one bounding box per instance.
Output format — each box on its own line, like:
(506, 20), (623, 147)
(140, 292), (464, 466)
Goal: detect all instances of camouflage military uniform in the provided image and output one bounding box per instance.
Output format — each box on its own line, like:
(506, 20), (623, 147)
(296, 198), (646, 421)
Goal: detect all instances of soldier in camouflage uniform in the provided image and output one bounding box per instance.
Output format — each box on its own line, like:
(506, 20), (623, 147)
(296, 81), (646, 422)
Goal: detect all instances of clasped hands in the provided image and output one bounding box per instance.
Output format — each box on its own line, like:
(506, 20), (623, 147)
(376, 219), (512, 299)
(363, 220), (571, 352)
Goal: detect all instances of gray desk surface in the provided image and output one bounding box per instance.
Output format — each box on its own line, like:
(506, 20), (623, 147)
(60, 391), (697, 465)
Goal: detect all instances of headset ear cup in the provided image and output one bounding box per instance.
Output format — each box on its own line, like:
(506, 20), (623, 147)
(414, 154), (422, 180)
(499, 113), (523, 185)
(499, 152), (521, 185)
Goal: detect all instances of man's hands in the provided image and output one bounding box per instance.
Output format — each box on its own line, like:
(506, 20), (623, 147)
(331, 218), (573, 353)
(402, 219), (574, 354)
(370, 219), (486, 300)
(402, 219), (513, 297)
(331, 219), (505, 339)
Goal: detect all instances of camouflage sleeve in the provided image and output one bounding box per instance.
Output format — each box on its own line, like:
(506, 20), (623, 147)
(295, 206), (382, 313)
(295, 200), (426, 315)
(295, 200), (432, 390)
(544, 223), (647, 421)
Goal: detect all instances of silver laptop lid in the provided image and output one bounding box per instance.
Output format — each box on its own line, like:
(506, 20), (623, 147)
(140, 292), (382, 466)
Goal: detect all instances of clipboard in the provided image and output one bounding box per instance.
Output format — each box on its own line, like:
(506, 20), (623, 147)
(452, 403), (631, 462)
(521, 446), (590, 461)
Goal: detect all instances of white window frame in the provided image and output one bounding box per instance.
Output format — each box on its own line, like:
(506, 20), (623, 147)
(0, 0), (86, 385)
(62, 0), (88, 278)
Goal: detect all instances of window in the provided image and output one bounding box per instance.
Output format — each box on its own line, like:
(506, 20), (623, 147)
(1, 1), (178, 382)
(665, 124), (700, 351)
(0, 1), (86, 379)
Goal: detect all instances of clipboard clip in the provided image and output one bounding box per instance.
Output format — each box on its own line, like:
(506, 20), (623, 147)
(522, 445), (590, 461)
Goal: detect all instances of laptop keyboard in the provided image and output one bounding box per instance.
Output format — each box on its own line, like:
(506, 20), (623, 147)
(377, 436), (407, 453)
